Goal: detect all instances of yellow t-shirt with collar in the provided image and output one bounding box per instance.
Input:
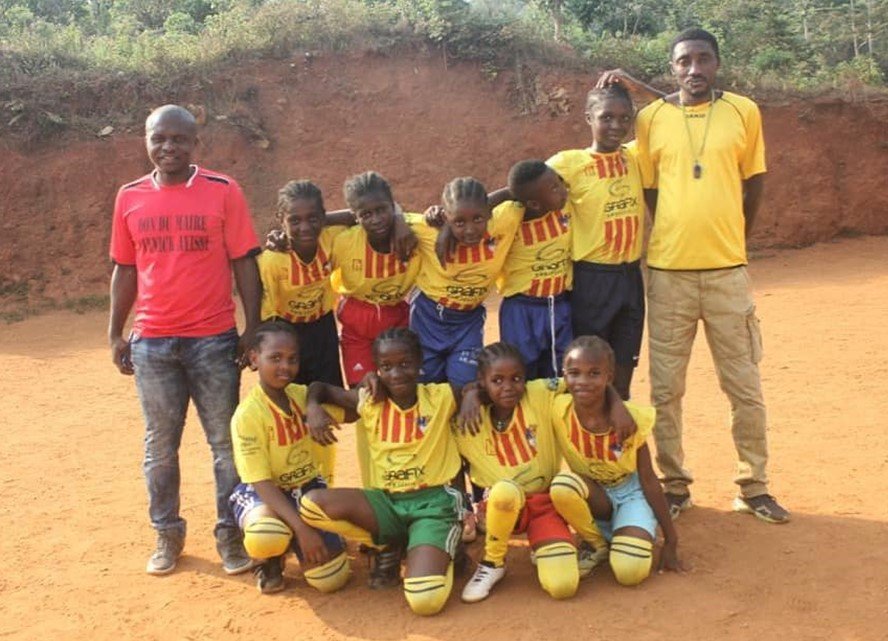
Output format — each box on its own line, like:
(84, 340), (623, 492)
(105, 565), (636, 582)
(231, 383), (343, 490)
(635, 91), (766, 270)
(357, 383), (461, 493)
(257, 226), (346, 323)
(405, 203), (523, 310)
(454, 379), (563, 493)
(547, 144), (645, 264)
(552, 395), (655, 486)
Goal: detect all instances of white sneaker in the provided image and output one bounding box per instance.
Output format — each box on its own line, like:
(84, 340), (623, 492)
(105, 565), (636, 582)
(461, 563), (506, 602)
(577, 541), (609, 578)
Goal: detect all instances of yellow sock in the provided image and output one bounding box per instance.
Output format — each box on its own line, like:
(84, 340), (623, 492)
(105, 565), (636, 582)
(482, 481), (525, 567)
(299, 495), (379, 549)
(549, 472), (607, 550)
(535, 542), (579, 599)
(403, 563), (453, 616)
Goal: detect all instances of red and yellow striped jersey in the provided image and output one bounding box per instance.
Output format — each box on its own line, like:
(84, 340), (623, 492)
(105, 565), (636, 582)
(330, 224), (421, 305)
(455, 379), (562, 493)
(231, 384), (341, 490)
(357, 383), (461, 493)
(406, 204), (522, 310)
(552, 395), (655, 486)
(257, 226), (346, 323)
(497, 204), (573, 298)
(547, 144), (645, 265)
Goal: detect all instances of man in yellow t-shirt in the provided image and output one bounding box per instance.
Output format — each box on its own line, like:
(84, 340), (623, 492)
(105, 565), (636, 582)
(611, 28), (788, 524)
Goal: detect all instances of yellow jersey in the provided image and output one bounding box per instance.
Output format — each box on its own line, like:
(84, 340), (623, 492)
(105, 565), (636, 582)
(497, 204), (573, 298)
(455, 379), (562, 493)
(635, 92), (767, 270)
(231, 384), (342, 490)
(330, 224), (421, 306)
(406, 204), (522, 310)
(357, 383), (461, 492)
(547, 144), (645, 264)
(552, 395), (655, 486)
(257, 226), (345, 323)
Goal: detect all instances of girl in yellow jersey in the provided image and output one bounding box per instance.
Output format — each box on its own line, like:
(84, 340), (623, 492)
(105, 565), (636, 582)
(455, 342), (637, 602)
(256, 180), (346, 386)
(331, 171), (421, 387)
(228, 321), (351, 594)
(405, 177), (523, 389)
(549, 336), (683, 586)
(300, 328), (464, 616)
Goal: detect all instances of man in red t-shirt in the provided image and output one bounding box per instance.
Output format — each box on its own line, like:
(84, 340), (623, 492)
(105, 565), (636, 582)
(108, 104), (262, 576)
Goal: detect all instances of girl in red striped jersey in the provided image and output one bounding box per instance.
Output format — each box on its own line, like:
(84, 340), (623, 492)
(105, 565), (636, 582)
(455, 342), (637, 603)
(549, 336), (684, 587)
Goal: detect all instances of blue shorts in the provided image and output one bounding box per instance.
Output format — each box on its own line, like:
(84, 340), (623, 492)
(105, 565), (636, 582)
(572, 261), (645, 367)
(229, 478), (344, 560)
(499, 293), (572, 379)
(594, 472), (658, 541)
(409, 291), (484, 387)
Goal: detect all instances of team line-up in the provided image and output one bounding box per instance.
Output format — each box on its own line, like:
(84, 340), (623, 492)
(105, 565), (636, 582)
(108, 28), (789, 616)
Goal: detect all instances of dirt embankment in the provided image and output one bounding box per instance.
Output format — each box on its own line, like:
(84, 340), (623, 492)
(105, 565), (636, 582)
(1, 52), (887, 315)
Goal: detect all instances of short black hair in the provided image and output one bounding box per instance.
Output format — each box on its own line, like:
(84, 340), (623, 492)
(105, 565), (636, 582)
(145, 104), (197, 135)
(343, 171), (394, 210)
(670, 27), (720, 61)
(507, 160), (550, 203)
(585, 84), (633, 115)
(251, 320), (300, 351)
(564, 335), (615, 372)
(277, 180), (325, 218)
(477, 341), (526, 377)
(372, 327), (422, 364)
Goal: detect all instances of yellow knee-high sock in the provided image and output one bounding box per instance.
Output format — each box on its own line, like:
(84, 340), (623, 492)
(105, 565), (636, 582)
(403, 563), (453, 616)
(535, 542), (579, 600)
(304, 551), (351, 593)
(549, 472), (607, 549)
(483, 481), (525, 567)
(299, 495), (379, 549)
(609, 535), (653, 586)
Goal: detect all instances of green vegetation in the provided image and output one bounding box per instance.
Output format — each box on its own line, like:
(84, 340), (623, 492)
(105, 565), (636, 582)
(0, 0), (885, 118)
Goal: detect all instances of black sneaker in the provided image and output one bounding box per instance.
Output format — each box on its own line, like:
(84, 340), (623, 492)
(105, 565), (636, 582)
(664, 492), (693, 520)
(367, 546), (402, 589)
(254, 556), (286, 594)
(146, 531), (185, 576)
(733, 494), (791, 524)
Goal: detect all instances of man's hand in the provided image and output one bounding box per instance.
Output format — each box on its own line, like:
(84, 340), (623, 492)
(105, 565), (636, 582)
(295, 528), (331, 566)
(596, 68), (638, 89)
(236, 325), (256, 370)
(110, 336), (133, 375)
(265, 229), (289, 252)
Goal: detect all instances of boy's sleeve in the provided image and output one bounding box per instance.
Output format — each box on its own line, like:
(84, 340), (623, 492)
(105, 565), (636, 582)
(109, 188), (136, 265)
(634, 107), (658, 189)
(230, 404), (272, 484)
(740, 102), (767, 178)
(546, 150), (577, 187)
(223, 179), (260, 259)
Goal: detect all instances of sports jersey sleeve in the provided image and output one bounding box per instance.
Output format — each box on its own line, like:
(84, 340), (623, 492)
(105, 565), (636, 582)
(257, 250), (281, 320)
(109, 188), (136, 265)
(546, 150), (581, 188)
(740, 102), (767, 178)
(634, 103), (658, 189)
(222, 179), (260, 259)
(230, 401), (273, 484)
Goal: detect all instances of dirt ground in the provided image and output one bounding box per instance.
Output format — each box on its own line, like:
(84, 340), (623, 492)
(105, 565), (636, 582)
(1, 236), (887, 640)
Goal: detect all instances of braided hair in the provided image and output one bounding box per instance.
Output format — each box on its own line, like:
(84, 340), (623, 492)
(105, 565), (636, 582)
(372, 327), (423, 365)
(441, 176), (488, 213)
(477, 342), (526, 377)
(251, 320), (300, 351)
(276, 180), (325, 220)
(585, 83), (633, 115)
(343, 171), (394, 211)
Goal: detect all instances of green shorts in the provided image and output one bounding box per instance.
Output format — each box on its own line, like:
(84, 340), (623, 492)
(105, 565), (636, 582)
(363, 486), (463, 558)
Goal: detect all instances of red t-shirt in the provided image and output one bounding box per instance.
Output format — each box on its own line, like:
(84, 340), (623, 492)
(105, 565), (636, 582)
(109, 166), (259, 338)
